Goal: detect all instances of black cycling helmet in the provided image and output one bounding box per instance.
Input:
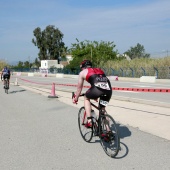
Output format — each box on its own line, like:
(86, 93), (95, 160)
(80, 60), (92, 69)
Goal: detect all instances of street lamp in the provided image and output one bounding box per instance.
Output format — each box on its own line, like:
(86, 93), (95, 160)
(162, 50), (169, 57)
(91, 47), (92, 62)
(28, 56), (30, 69)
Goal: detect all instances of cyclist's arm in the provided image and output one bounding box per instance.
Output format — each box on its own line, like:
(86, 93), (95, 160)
(0, 70), (3, 80)
(9, 70), (11, 78)
(75, 71), (85, 101)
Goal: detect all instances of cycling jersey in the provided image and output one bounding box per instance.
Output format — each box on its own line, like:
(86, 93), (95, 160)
(2, 68), (10, 75)
(85, 68), (112, 106)
(86, 68), (111, 90)
(1, 68), (10, 80)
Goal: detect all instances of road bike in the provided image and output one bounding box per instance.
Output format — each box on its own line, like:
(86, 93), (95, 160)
(72, 92), (120, 158)
(4, 78), (9, 94)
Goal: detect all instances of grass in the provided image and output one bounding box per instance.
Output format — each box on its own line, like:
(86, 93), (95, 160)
(100, 57), (170, 79)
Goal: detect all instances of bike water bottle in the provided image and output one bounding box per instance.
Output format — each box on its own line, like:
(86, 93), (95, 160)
(91, 110), (97, 122)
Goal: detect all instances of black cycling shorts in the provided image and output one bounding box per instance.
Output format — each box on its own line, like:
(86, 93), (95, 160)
(85, 86), (112, 106)
(3, 74), (10, 80)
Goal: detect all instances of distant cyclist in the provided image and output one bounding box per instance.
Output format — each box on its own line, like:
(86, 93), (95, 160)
(1, 66), (11, 88)
(72, 60), (112, 128)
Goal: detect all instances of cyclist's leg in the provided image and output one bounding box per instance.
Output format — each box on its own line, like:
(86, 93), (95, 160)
(3, 75), (6, 86)
(99, 89), (112, 132)
(7, 75), (10, 88)
(85, 87), (102, 125)
(8, 75), (10, 82)
(84, 96), (91, 124)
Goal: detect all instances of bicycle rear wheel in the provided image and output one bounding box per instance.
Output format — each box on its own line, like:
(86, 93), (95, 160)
(99, 114), (120, 158)
(78, 107), (93, 142)
(4, 80), (8, 94)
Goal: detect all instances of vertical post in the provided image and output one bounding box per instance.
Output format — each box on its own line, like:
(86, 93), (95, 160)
(154, 67), (158, 79)
(91, 47), (92, 62)
(141, 67), (146, 76)
(111, 68), (114, 76)
(28, 56), (30, 71)
(130, 67), (134, 77)
(167, 50), (169, 57)
(120, 68), (124, 77)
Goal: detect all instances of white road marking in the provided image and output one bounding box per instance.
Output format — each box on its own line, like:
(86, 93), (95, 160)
(132, 85), (151, 87)
(114, 90), (139, 93)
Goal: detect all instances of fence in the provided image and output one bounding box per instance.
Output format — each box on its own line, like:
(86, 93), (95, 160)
(11, 66), (170, 79)
(103, 67), (170, 79)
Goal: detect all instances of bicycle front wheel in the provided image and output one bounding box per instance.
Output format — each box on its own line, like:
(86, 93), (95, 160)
(5, 88), (8, 94)
(99, 114), (120, 158)
(78, 107), (93, 142)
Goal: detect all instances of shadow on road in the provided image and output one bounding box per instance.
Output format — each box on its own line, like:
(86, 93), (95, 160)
(117, 123), (132, 139)
(9, 89), (26, 94)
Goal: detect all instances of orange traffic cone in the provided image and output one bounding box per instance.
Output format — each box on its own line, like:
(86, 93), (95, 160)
(48, 83), (58, 98)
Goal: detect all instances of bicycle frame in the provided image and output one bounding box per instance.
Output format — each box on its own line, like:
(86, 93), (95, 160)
(72, 92), (105, 132)
(72, 92), (103, 110)
(74, 92), (120, 158)
(75, 99), (96, 126)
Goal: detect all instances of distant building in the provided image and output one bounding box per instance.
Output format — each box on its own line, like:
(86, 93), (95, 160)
(66, 54), (73, 62)
(40, 60), (63, 69)
(123, 53), (131, 60)
(39, 55), (73, 71)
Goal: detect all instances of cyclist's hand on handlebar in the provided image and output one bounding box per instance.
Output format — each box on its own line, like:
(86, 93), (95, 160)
(72, 93), (78, 104)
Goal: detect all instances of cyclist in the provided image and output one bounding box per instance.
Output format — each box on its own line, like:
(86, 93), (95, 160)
(1, 66), (11, 89)
(72, 60), (112, 128)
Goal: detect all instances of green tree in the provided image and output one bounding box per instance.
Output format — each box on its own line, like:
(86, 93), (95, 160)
(0, 60), (8, 70)
(125, 43), (150, 59)
(32, 25), (65, 61)
(67, 39), (118, 69)
(24, 61), (30, 68)
(34, 57), (41, 68)
(17, 61), (24, 68)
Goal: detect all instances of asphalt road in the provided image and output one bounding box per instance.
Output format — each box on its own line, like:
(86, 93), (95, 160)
(0, 83), (170, 170)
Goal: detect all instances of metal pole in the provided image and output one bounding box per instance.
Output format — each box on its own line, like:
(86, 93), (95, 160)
(91, 47), (92, 62)
(28, 56), (30, 69)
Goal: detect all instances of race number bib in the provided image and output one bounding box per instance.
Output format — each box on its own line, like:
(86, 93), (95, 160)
(94, 82), (110, 90)
(100, 100), (108, 106)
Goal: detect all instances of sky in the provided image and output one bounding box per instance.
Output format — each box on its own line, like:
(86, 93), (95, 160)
(0, 0), (170, 64)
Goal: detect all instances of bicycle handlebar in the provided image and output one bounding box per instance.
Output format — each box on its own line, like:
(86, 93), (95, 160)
(72, 92), (85, 99)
